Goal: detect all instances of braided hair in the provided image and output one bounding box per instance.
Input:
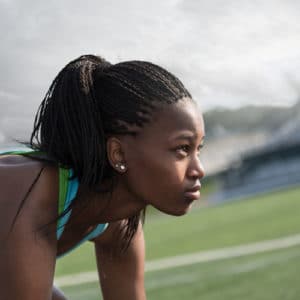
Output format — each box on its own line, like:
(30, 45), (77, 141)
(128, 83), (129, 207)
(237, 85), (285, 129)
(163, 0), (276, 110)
(30, 54), (192, 248)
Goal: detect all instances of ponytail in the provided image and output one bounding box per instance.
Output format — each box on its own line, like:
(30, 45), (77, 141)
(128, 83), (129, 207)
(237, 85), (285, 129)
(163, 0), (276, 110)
(31, 55), (112, 187)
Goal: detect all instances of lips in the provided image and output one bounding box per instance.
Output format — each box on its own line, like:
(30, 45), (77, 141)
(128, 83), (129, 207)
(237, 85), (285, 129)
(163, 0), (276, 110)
(184, 184), (201, 201)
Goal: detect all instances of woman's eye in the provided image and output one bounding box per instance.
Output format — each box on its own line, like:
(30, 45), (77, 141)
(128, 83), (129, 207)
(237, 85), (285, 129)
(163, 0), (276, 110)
(176, 145), (190, 155)
(198, 143), (205, 151)
(174, 143), (204, 157)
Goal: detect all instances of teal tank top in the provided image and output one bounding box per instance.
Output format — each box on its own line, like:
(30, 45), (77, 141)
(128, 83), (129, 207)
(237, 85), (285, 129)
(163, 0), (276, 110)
(0, 149), (109, 258)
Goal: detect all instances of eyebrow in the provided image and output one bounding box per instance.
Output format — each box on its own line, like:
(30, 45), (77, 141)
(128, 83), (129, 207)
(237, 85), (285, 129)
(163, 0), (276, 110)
(172, 132), (205, 142)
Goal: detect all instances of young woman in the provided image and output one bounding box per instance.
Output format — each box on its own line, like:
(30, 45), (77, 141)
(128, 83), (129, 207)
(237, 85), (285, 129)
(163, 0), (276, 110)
(0, 55), (205, 300)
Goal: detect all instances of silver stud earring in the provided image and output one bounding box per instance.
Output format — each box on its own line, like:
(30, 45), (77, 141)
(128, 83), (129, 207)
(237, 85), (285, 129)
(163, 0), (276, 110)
(115, 163), (126, 171)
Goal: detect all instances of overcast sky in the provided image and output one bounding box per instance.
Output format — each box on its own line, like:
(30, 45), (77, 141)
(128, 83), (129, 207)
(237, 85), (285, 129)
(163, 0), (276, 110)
(1, 0), (300, 144)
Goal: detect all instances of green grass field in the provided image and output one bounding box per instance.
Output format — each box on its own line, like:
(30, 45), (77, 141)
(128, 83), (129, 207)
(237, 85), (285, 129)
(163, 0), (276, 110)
(55, 186), (300, 299)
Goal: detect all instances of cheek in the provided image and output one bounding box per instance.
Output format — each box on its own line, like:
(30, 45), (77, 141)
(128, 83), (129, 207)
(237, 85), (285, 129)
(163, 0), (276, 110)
(127, 153), (186, 203)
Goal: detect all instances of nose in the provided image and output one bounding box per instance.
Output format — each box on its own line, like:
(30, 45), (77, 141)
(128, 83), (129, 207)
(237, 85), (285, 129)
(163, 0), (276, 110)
(187, 156), (205, 180)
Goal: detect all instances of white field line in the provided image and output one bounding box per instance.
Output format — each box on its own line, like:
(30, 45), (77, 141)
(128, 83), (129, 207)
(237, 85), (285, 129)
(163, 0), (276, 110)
(55, 233), (300, 288)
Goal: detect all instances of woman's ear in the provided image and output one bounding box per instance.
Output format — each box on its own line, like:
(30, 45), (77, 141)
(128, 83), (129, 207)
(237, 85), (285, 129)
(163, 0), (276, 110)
(106, 137), (127, 173)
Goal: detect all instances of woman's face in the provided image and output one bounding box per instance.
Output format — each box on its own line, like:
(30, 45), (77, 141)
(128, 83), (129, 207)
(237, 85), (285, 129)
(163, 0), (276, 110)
(121, 99), (205, 216)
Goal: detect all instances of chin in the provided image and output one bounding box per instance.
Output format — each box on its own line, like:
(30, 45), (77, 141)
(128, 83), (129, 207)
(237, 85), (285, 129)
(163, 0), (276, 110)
(169, 210), (188, 217)
(150, 197), (194, 216)
(163, 204), (193, 217)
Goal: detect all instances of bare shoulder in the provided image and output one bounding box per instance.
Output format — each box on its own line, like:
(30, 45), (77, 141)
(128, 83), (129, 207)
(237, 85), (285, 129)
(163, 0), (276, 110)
(0, 154), (46, 189)
(0, 156), (59, 299)
(0, 155), (58, 238)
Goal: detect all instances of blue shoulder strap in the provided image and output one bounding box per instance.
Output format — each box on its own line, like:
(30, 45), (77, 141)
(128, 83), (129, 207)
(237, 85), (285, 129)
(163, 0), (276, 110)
(56, 169), (79, 240)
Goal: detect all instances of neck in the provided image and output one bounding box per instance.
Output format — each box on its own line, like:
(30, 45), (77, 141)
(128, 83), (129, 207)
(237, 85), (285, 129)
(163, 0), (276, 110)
(73, 178), (146, 226)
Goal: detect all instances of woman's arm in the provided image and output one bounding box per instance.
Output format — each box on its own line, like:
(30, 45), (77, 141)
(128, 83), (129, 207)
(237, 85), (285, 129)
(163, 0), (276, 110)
(93, 220), (146, 300)
(0, 218), (57, 299)
(0, 161), (59, 299)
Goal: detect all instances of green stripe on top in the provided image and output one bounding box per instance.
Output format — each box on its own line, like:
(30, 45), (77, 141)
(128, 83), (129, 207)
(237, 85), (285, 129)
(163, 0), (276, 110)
(0, 149), (40, 155)
(58, 168), (69, 216)
(56, 168), (79, 240)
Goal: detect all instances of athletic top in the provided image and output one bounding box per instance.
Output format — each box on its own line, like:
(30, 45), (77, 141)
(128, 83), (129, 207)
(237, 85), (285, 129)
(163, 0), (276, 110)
(0, 148), (109, 258)
(56, 167), (108, 258)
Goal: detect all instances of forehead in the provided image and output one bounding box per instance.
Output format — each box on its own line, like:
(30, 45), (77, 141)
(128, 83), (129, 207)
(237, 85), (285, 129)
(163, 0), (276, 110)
(138, 100), (205, 142)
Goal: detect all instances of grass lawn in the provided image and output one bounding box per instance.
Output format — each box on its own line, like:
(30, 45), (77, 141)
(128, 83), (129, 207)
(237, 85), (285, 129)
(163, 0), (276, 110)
(144, 186), (300, 259)
(55, 186), (300, 299)
(61, 244), (300, 300)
